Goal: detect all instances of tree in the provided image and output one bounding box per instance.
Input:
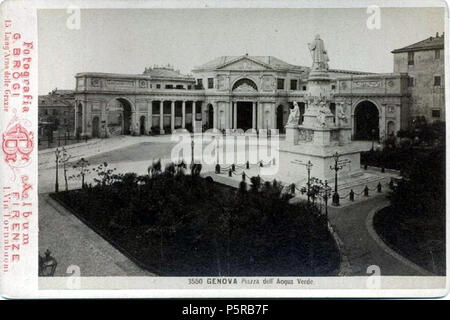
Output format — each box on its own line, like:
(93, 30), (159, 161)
(249, 176), (261, 193)
(70, 158), (90, 189)
(92, 162), (117, 186)
(59, 147), (72, 191)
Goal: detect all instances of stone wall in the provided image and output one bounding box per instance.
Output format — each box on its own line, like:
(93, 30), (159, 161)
(393, 49), (444, 122)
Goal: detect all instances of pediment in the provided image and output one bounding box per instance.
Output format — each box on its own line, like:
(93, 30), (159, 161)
(217, 57), (272, 71)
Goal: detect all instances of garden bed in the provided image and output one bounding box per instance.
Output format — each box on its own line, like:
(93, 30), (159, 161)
(51, 170), (340, 276)
(373, 206), (445, 275)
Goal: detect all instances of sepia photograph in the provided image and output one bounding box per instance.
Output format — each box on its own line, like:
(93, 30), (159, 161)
(0, 0), (448, 298)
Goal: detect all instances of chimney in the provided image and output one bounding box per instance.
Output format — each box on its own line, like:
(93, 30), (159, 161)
(436, 32), (439, 37)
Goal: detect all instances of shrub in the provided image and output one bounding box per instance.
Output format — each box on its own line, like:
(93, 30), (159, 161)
(54, 173), (339, 276)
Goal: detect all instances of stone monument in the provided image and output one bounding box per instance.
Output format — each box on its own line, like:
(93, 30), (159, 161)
(279, 35), (364, 183)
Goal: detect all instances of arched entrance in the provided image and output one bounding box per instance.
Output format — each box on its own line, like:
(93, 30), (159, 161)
(207, 104), (214, 129)
(117, 98), (132, 135)
(92, 116), (100, 138)
(236, 102), (253, 131)
(277, 105), (284, 133)
(140, 116), (146, 135)
(353, 100), (379, 140)
(106, 97), (134, 136)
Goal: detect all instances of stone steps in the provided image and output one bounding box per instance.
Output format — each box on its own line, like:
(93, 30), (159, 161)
(336, 174), (386, 191)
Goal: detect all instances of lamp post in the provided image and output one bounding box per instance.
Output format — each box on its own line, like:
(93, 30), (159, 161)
(292, 160), (313, 203)
(305, 160), (313, 203)
(371, 128), (375, 151)
(330, 152), (350, 206)
(190, 138), (195, 175)
(55, 147), (61, 193)
(322, 180), (332, 218)
(39, 249), (58, 276)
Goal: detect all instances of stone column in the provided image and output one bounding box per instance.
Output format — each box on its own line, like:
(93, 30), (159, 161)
(213, 103), (218, 129)
(182, 100), (186, 129)
(159, 101), (164, 134)
(271, 103), (276, 129)
(131, 110), (136, 135)
(233, 102), (237, 129)
(252, 101), (257, 129)
(171, 100), (175, 133)
(81, 103), (87, 136)
(257, 102), (263, 130)
(147, 100), (152, 135)
(73, 104), (78, 136)
(192, 101), (196, 132)
(229, 101), (233, 129)
(101, 104), (106, 138)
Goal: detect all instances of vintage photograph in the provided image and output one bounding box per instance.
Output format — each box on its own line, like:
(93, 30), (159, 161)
(1, 1), (447, 297)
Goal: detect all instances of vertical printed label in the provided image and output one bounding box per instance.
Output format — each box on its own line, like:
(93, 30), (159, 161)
(1, 4), (38, 296)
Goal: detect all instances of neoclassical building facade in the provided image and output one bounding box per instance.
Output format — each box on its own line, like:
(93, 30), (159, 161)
(74, 53), (412, 141)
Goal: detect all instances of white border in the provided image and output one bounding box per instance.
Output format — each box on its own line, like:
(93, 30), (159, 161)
(0, 0), (449, 299)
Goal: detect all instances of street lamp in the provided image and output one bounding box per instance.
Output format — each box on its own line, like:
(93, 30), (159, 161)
(190, 138), (195, 175)
(39, 249), (57, 276)
(330, 152), (350, 206)
(55, 147), (61, 193)
(371, 128), (376, 151)
(305, 160), (313, 203)
(293, 160), (313, 203)
(322, 180), (332, 218)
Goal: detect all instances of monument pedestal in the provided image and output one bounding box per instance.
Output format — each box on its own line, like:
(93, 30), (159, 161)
(278, 140), (362, 183)
(274, 33), (383, 189)
(285, 124), (300, 144)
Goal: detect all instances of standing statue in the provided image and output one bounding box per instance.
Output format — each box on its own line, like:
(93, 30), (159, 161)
(337, 102), (348, 125)
(316, 100), (329, 127)
(308, 34), (329, 70)
(286, 102), (300, 125)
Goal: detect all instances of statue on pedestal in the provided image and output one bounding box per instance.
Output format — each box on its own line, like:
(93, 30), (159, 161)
(337, 102), (348, 126)
(308, 34), (329, 71)
(316, 101), (329, 127)
(286, 102), (300, 125)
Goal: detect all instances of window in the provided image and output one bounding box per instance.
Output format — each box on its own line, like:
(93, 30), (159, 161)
(208, 78), (214, 89)
(152, 103), (160, 114)
(435, 49), (441, 60)
(302, 85), (307, 91)
(277, 78), (285, 90)
(175, 85), (184, 89)
(197, 79), (203, 89)
(432, 109), (441, 118)
(156, 84), (161, 89)
(165, 84), (173, 89)
(331, 85), (336, 90)
(408, 77), (415, 87)
(290, 79), (297, 90)
(187, 85), (192, 90)
(195, 105), (202, 120)
(408, 52), (414, 65)
(434, 76), (441, 87)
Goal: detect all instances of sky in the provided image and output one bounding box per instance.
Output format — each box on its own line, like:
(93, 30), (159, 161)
(37, 7), (445, 94)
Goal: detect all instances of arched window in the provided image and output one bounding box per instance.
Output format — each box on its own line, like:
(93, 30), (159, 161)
(232, 78), (258, 92)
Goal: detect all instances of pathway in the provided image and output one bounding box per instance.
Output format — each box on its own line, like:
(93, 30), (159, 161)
(39, 193), (153, 276)
(328, 197), (425, 276)
(38, 134), (424, 277)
